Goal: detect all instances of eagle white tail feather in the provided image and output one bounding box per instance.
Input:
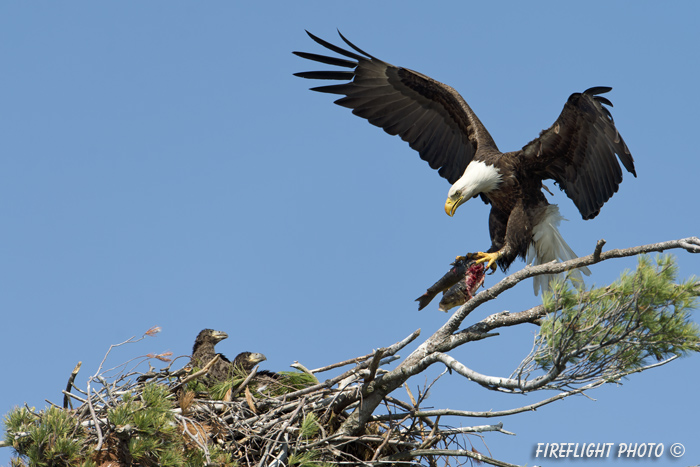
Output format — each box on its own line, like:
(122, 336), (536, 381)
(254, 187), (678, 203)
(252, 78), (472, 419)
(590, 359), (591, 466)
(526, 205), (591, 296)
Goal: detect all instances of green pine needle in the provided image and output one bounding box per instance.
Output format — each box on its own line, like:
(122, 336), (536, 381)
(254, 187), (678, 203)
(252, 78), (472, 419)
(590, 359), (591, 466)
(536, 254), (700, 376)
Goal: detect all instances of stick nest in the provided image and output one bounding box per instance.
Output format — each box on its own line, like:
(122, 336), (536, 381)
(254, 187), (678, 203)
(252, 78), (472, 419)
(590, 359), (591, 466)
(4, 352), (479, 467)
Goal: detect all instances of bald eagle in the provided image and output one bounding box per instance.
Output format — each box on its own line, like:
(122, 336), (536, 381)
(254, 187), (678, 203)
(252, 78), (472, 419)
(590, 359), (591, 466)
(190, 328), (235, 383)
(294, 32), (636, 294)
(232, 351), (268, 373)
(232, 351), (279, 382)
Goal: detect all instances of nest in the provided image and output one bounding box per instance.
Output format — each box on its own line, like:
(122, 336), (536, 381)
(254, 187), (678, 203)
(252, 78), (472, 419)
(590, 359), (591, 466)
(4, 348), (482, 467)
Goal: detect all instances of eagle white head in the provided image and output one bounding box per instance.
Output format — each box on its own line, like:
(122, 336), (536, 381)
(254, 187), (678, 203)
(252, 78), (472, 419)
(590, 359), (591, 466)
(445, 160), (502, 216)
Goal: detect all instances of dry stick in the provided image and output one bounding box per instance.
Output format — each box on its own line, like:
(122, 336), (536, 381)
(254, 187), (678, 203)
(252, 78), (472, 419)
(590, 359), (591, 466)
(230, 365), (260, 399)
(311, 353), (375, 373)
(86, 380), (104, 452)
(237, 391), (331, 426)
(96, 375), (119, 409)
(63, 361), (82, 409)
(174, 414), (211, 463)
(417, 414), (441, 450)
(90, 385), (111, 411)
(281, 329), (421, 401)
(44, 399), (62, 409)
(383, 396), (435, 430)
(385, 447), (524, 467)
(290, 362), (321, 385)
(372, 355), (679, 424)
(267, 433), (289, 467)
(404, 383), (417, 406)
(323, 434), (421, 447)
(311, 353), (400, 375)
(86, 325), (167, 453)
(433, 351), (562, 392)
(257, 396), (306, 467)
(441, 423), (515, 436)
(363, 348), (385, 386)
(61, 390), (88, 405)
(370, 413), (411, 462)
(170, 354), (221, 391)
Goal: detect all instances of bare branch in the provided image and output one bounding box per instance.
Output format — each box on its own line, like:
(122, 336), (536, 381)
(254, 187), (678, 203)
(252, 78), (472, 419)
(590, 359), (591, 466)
(338, 237), (699, 435)
(431, 352), (561, 392)
(385, 447), (524, 467)
(372, 355), (680, 423)
(230, 365), (260, 399)
(61, 390), (88, 405)
(171, 354), (221, 391)
(449, 237), (700, 334)
(289, 362), (319, 383)
(362, 348), (384, 386)
(281, 328), (420, 400)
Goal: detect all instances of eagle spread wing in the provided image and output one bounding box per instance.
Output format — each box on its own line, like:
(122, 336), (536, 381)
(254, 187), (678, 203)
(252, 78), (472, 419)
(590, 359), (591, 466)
(521, 87), (636, 220)
(294, 31), (498, 185)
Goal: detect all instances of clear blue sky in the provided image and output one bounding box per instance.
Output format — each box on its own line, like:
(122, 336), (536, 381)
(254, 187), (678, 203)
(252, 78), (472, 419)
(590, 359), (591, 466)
(2, 3), (699, 466)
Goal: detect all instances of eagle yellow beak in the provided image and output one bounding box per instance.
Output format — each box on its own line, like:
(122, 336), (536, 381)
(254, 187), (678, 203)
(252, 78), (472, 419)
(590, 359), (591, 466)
(445, 197), (462, 217)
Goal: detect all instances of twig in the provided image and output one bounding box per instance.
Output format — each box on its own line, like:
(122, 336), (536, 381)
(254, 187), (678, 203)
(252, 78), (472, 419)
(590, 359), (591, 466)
(171, 354), (220, 391)
(593, 239), (606, 261)
(61, 390), (87, 405)
(372, 355), (680, 424)
(258, 398), (306, 467)
(290, 361), (320, 383)
(86, 379), (104, 452)
(174, 414), (211, 463)
(311, 354), (375, 373)
(384, 448), (524, 467)
(363, 348), (385, 386)
(440, 423), (516, 436)
(370, 413), (411, 461)
(281, 329), (421, 401)
(230, 365), (259, 399)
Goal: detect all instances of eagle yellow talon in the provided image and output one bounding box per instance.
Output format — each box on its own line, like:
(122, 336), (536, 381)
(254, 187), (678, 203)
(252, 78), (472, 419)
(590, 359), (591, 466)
(455, 253), (478, 263)
(472, 251), (500, 273)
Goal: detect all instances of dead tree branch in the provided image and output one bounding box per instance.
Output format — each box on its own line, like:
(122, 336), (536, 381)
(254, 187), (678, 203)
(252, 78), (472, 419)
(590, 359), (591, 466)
(337, 236), (700, 435)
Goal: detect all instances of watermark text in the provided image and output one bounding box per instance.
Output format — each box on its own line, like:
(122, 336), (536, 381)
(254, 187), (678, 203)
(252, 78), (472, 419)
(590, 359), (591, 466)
(534, 442), (683, 459)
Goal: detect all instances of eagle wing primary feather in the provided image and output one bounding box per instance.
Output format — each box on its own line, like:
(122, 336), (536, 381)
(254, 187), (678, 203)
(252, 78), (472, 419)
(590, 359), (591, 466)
(521, 87), (636, 220)
(294, 31), (499, 185)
